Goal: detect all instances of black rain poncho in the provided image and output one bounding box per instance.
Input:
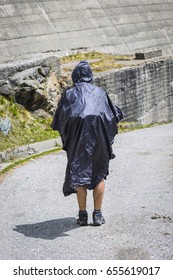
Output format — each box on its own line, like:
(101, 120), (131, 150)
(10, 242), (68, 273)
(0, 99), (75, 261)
(51, 61), (123, 196)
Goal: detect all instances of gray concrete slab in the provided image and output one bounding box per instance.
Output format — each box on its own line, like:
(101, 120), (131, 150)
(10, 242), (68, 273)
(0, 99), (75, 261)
(0, 124), (172, 260)
(0, 0), (173, 58)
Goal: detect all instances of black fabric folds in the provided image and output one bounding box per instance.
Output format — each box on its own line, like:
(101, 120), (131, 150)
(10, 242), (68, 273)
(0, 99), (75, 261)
(51, 61), (123, 196)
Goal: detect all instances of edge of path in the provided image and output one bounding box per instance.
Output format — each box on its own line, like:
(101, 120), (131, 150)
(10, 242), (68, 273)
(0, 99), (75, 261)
(0, 122), (172, 175)
(0, 137), (62, 174)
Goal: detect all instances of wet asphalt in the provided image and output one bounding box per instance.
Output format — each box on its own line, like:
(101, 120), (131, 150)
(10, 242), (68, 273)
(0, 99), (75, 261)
(0, 124), (173, 260)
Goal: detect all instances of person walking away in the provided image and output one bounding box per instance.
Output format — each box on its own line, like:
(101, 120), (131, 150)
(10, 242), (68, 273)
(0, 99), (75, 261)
(51, 60), (123, 226)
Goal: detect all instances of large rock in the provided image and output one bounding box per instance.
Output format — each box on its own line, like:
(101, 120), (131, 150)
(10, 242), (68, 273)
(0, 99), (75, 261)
(0, 83), (15, 97)
(0, 55), (63, 114)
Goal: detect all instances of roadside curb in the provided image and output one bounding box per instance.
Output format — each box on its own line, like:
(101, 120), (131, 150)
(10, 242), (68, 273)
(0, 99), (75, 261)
(0, 137), (62, 172)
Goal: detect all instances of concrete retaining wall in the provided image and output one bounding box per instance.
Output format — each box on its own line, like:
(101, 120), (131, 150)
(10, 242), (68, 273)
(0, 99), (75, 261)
(0, 0), (173, 60)
(95, 57), (173, 124)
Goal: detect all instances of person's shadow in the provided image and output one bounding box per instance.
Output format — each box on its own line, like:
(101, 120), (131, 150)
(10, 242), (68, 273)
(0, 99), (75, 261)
(13, 217), (79, 240)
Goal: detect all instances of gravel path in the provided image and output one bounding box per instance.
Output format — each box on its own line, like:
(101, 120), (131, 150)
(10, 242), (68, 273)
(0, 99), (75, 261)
(0, 124), (173, 260)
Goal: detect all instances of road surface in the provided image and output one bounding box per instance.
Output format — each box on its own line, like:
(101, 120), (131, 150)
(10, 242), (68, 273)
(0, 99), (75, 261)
(0, 124), (173, 260)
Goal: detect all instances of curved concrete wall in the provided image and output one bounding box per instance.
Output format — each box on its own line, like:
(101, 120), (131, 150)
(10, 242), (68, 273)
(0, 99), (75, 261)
(0, 0), (173, 59)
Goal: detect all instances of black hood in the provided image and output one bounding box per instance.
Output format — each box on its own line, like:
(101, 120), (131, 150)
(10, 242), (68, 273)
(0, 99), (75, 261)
(71, 60), (93, 84)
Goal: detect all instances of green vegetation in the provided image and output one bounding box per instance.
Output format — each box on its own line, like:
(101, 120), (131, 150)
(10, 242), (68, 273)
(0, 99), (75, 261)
(60, 51), (133, 63)
(60, 51), (105, 63)
(0, 96), (59, 152)
(118, 121), (171, 133)
(61, 51), (134, 73)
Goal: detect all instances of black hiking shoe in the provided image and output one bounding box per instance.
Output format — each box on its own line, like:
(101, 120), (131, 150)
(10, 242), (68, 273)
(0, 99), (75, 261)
(77, 210), (88, 226)
(93, 210), (105, 226)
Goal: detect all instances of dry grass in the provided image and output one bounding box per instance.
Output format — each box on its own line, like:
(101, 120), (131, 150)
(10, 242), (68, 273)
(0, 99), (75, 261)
(61, 51), (134, 73)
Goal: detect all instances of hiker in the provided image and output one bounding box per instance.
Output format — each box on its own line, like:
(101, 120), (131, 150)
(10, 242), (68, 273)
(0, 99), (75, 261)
(51, 60), (123, 226)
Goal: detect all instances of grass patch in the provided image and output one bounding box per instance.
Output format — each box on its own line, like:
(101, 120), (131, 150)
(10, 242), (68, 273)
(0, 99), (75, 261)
(0, 96), (58, 152)
(60, 51), (133, 64)
(61, 51), (134, 73)
(60, 51), (106, 63)
(89, 59), (123, 72)
(118, 121), (171, 133)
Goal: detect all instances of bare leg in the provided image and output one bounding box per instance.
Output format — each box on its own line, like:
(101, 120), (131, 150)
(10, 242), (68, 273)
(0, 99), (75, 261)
(93, 179), (105, 211)
(76, 186), (87, 211)
(76, 186), (88, 226)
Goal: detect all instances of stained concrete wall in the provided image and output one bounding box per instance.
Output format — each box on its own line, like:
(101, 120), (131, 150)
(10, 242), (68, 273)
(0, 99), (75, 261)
(95, 57), (173, 124)
(0, 0), (173, 59)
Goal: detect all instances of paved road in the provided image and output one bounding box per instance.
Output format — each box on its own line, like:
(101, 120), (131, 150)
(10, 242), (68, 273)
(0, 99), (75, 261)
(0, 124), (173, 260)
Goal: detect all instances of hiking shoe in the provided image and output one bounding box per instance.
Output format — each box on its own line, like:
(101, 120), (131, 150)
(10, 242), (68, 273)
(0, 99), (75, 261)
(77, 210), (88, 226)
(93, 210), (105, 226)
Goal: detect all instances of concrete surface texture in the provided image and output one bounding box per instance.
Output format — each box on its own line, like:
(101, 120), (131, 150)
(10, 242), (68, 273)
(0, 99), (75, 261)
(0, 0), (173, 59)
(0, 124), (172, 260)
(95, 57), (173, 124)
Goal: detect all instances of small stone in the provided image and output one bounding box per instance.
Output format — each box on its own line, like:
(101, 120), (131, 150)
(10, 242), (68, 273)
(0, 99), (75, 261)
(0, 117), (11, 135)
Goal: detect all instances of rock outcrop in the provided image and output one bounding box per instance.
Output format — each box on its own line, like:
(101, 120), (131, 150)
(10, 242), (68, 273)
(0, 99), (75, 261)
(0, 55), (69, 114)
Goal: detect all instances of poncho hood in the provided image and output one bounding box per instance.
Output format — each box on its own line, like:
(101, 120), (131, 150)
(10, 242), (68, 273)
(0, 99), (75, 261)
(71, 60), (93, 84)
